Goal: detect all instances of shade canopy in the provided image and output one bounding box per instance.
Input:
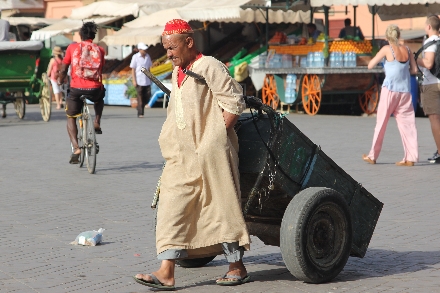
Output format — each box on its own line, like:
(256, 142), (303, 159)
(123, 9), (186, 29)
(3, 17), (58, 27)
(100, 26), (165, 46)
(30, 17), (121, 40)
(123, 7), (310, 28)
(69, 1), (140, 19)
(221, 8), (310, 23)
(310, 0), (440, 6)
(101, 0), (193, 16)
(371, 2), (440, 20)
(177, 0), (252, 21)
(0, 0), (43, 10)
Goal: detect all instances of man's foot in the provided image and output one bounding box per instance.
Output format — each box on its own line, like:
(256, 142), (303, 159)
(94, 122), (102, 134)
(145, 105), (151, 109)
(69, 148), (81, 164)
(428, 151), (440, 163)
(138, 115), (144, 118)
(133, 273), (175, 289)
(216, 261), (249, 285)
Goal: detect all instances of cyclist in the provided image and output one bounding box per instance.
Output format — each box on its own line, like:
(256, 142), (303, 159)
(58, 22), (106, 164)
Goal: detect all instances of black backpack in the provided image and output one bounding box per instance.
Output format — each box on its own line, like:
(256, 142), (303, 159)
(414, 39), (440, 79)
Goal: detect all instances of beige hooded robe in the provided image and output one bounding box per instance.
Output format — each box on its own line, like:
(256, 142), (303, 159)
(156, 56), (251, 258)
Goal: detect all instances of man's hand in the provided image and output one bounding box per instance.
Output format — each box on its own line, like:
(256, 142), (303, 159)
(58, 63), (68, 85)
(222, 110), (239, 131)
(133, 80), (137, 87)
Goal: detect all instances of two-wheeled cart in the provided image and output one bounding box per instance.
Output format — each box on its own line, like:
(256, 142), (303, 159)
(0, 41), (52, 121)
(144, 68), (383, 283)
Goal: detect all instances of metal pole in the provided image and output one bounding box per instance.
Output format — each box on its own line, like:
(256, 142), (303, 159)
(324, 6), (330, 66)
(372, 5), (375, 41)
(353, 6), (357, 28)
(266, 7), (269, 52)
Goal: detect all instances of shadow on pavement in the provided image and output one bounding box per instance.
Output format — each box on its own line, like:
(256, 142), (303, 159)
(97, 162), (164, 174)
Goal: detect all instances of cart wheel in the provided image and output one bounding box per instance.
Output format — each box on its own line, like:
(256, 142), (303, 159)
(262, 74), (279, 110)
(359, 82), (379, 115)
(40, 73), (52, 122)
(1, 104), (5, 118)
(280, 187), (352, 284)
(14, 93), (25, 119)
(177, 256), (216, 268)
(301, 74), (321, 116)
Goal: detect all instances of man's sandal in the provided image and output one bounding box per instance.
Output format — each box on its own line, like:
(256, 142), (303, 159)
(216, 274), (251, 286)
(94, 122), (102, 134)
(132, 274), (176, 291)
(69, 152), (80, 164)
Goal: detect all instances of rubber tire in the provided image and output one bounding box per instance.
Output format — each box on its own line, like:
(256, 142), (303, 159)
(176, 256), (216, 268)
(40, 73), (52, 122)
(14, 95), (25, 119)
(280, 187), (352, 284)
(78, 118), (85, 167)
(84, 114), (97, 174)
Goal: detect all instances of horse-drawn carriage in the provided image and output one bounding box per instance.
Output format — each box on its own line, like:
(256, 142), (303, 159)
(0, 40), (52, 121)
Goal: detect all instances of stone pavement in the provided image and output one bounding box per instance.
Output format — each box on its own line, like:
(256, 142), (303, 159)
(1, 104), (440, 293)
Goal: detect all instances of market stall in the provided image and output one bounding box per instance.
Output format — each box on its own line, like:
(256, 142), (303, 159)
(254, 38), (381, 115)
(248, 0), (387, 115)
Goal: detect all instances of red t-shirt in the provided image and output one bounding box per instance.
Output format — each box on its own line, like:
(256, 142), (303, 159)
(63, 40), (106, 89)
(177, 53), (203, 87)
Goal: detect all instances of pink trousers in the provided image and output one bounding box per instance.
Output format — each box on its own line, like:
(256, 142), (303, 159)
(367, 87), (418, 162)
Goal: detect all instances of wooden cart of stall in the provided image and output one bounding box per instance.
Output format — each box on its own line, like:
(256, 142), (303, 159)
(258, 65), (384, 115)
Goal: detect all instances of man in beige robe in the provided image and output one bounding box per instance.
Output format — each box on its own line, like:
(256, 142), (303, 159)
(133, 19), (251, 290)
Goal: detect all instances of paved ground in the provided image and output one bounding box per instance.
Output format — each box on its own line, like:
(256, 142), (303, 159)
(1, 103), (440, 293)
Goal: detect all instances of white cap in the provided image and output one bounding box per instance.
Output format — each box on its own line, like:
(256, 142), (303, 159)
(137, 42), (148, 50)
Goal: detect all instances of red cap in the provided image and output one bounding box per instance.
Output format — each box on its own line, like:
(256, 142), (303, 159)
(162, 19), (194, 36)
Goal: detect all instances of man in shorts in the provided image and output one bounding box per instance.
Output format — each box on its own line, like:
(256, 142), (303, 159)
(418, 15), (440, 163)
(58, 21), (106, 164)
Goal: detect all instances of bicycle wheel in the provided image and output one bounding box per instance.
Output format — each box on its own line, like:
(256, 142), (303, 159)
(78, 117), (85, 167)
(83, 108), (97, 174)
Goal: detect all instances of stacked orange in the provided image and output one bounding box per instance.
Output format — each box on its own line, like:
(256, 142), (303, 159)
(329, 40), (372, 54)
(269, 43), (325, 55)
(268, 32), (287, 44)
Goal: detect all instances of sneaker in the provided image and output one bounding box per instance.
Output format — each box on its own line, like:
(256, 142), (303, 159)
(428, 151), (440, 163)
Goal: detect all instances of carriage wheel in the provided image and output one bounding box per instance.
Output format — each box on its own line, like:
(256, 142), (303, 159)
(301, 74), (321, 116)
(359, 82), (379, 115)
(40, 73), (52, 122)
(14, 92), (25, 119)
(262, 74), (279, 110)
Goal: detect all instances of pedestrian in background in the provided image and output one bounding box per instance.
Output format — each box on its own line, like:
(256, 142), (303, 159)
(132, 19), (250, 290)
(47, 46), (64, 110)
(130, 42), (152, 118)
(417, 15), (440, 163)
(363, 24), (418, 166)
(338, 18), (365, 40)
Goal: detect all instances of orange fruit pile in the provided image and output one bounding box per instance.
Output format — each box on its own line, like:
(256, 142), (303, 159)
(268, 32), (287, 44)
(329, 40), (372, 53)
(269, 43), (325, 55)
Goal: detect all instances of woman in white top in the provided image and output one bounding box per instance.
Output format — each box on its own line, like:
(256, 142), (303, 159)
(363, 24), (418, 166)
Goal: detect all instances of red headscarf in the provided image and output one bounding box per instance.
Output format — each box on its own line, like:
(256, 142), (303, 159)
(162, 19), (194, 36)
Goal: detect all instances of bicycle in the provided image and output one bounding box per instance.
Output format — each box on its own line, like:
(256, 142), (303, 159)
(71, 95), (99, 174)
